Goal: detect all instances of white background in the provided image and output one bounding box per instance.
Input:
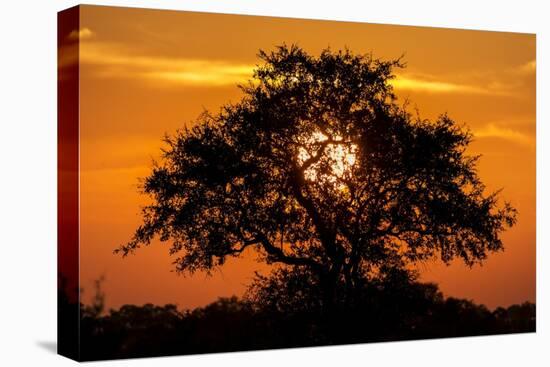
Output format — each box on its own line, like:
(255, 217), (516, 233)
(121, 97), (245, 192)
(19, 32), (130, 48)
(0, 0), (547, 365)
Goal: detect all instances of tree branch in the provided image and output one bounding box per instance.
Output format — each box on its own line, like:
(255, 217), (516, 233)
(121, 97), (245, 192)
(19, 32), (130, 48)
(256, 232), (322, 270)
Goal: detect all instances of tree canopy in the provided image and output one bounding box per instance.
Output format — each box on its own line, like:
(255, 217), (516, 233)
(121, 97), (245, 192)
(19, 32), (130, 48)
(117, 44), (517, 307)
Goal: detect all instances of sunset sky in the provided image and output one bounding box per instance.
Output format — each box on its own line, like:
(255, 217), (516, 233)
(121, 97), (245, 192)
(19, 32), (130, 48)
(70, 5), (535, 310)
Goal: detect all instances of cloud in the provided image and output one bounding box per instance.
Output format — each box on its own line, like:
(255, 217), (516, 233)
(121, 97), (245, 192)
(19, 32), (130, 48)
(79, 42), (254, 87)
(390, 72), (524, 96)
(142, 69), (254, 86)
(392, 76), (491, 95)
(58, 44), (78, 69)
(474, 123), (534, 147)
(519, 60), (536, 74)
(391, 61), (537, 97)
(68, 27), (94, 41)
(75, 41), (534, 94)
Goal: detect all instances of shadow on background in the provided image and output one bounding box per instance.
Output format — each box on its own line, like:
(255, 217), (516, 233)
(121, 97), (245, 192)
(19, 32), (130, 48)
(36, 341), (57, 354)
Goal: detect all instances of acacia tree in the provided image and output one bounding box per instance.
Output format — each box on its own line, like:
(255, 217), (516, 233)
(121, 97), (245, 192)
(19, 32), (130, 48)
(117, 45), (516, 311)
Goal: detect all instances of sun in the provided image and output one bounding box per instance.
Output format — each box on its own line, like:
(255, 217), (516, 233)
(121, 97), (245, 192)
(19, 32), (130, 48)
(297, 131), (358, 185)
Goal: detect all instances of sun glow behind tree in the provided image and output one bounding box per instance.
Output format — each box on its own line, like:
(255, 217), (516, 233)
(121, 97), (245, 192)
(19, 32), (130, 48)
(297, 131), (358, 184)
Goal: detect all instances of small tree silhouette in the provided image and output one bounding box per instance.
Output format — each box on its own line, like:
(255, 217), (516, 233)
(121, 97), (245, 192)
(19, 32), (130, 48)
(117, 45), (516, 313)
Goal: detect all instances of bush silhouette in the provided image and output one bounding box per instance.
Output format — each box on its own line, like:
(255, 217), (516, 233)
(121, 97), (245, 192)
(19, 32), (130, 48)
(71, 277), (534, 361)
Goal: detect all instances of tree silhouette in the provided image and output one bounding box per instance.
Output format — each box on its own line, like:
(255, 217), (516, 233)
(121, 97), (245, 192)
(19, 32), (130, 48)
(117, 44), (517, 313)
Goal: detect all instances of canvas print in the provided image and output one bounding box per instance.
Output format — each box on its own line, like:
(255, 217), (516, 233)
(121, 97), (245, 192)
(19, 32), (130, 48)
(58, 5), (536, 361)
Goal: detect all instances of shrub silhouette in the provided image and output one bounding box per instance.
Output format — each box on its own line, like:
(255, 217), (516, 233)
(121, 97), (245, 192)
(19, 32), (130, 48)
(72, 277), (535, 361)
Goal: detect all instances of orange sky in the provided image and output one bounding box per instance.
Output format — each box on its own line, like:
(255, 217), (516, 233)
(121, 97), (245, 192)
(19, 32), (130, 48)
(72, 5), (535, 310)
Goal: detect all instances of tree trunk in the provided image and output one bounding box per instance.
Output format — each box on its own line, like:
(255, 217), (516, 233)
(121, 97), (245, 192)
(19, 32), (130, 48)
(319, 269), (339, 342)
